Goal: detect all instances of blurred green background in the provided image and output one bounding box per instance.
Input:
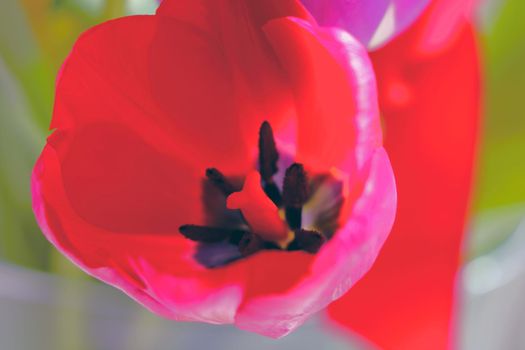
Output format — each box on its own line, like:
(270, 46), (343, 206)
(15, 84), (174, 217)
(0, 0), (525, 349)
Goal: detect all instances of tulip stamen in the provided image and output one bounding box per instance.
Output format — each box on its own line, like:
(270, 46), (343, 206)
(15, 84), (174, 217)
(288, 229), (326, 254)
(238, 232), (280, 257)
(258, 121), (282, 206)
(179, 225), (247, 243)
(179, 122), (342, 267)
(205, 168), (236, 196)
(282, 163), (309, 230)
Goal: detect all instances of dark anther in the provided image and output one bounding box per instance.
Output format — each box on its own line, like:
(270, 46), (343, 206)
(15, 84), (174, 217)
(263, 183), (282, 207)
(238, 232), (265, 257)
(205, 168), (236, 196)
(184, 123), (336, 268)
(285, 207), (301, 230)
(288, 229), (326, 254)
(283, 163), (309, 229)
(179, 225), (247, 243)
(258, 121), (279, 181)
(259, 121), (282, 206)
(283, 163), (309, 206)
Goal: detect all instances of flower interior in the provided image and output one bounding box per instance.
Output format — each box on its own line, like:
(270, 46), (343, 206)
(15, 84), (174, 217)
(179, 121), (345, 267)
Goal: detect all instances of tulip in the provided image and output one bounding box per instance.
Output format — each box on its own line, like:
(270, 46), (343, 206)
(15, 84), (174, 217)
(32, 0), (396, 337)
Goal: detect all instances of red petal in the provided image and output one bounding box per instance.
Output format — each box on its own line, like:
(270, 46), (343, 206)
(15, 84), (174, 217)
(327, 11), (481, 350)
(53, 15), (255, 174)
(412, 0), (477, 56)
(264, 17), (382, 174)
(157, 0), (310, 149)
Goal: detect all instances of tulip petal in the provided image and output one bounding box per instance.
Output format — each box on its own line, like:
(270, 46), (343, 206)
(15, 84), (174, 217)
(263, 17), (382, 174)
(52, 15), (255, 175)
(327, 9), (481, 350)
(412, 0), (477, 56)
(301, 0), (431, 49)
(156, 0), (310, 151)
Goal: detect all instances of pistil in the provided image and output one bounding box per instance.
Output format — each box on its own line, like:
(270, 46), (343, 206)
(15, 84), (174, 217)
(227, 171), (291, 245)
(288, 229), (326, 254)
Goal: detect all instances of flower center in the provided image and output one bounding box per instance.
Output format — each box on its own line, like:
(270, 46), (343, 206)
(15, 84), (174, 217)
(179, 121), (343, 267)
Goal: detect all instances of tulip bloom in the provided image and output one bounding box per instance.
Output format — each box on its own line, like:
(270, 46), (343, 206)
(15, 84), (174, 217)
(32, 0), (396, 337)
(325, 0), (481, 349)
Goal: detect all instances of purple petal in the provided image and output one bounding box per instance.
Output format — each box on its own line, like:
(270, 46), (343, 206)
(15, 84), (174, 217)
(302, 0), (430, 49)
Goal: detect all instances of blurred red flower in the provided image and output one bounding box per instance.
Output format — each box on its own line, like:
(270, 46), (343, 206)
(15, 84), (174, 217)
(32, 0), (396, 337)
(327, 0), (481, 348)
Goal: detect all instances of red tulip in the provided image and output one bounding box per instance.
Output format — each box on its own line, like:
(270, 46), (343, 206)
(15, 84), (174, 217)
(327, 0), (481, 348)
(32, 0), (396, 337)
